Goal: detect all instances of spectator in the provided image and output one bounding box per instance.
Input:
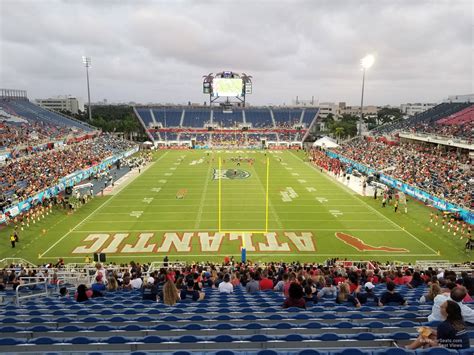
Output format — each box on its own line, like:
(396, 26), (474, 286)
(283, 282), (306, 309)
(303, 285), (318, 305)
(91, 274), (106, 296)
(259, 270), (274, 291)
(162, 279), (180, 306)
(58, 287), (69, 298)
(336, 282), (361, 307)
(318, 277), (337, 299)
(356, 282), (381, 306)
(218, 273), (233, 294)
(142, 277), (158, 301)
(76, 284), (91, 302)
(419, 283), (442, 303)
(107, 276), (119, 292)
(274, 273), (288, 293)
(407, 300), (470, 350)
(380, 281), (407, 306)
(428, 286), (474, 324)
(180, 279), (204, 301)
(246, 272), (260, 293)
(130, 273), (143, 289)
(408, 271), (424, 288)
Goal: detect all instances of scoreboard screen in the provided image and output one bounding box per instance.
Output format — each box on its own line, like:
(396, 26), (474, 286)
(212, 78), (243, 97)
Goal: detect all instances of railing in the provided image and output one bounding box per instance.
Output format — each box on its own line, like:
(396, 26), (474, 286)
(0, 258), (37, 268)
(15, 279), (50, 306)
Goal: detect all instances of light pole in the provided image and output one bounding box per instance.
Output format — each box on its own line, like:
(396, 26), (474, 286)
(359, 54), (375, 136)
(82, 56), (92, 122)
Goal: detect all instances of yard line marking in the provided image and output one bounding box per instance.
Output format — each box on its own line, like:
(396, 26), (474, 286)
(194, 155), (213, 229)
(38, 152), (169, 258)
(292, 151), (439, 255)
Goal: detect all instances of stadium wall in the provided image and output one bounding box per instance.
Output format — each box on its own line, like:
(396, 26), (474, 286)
(0, 147), (139, 224)
(326, 151), (474, 224)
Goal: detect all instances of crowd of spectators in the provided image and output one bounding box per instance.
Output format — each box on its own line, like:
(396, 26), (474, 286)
(331, 139), (472, 208)
(404, 122), (473, 142)
(1, 259), (472, 351)
(0, 135), (136, 211)
(0, 121), (83, 153)
(13, 259), (467, 310)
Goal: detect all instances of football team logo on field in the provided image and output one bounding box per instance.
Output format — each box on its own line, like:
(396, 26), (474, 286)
(213, 169), (251, 180)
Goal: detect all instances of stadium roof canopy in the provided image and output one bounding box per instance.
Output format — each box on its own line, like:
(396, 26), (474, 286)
(313, 136), (339, 149)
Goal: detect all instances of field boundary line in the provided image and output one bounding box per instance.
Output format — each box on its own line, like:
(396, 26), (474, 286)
(54, 253), (438, 259)
(39, 152), (169, 258)
(294, 152), (438, 254)
(71, 228), (401, 233)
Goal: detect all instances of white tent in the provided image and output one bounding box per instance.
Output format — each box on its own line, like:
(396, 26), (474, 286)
(312, 136), (339, 149)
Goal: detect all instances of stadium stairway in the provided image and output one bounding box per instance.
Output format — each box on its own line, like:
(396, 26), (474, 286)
(0, 285), (473, 354)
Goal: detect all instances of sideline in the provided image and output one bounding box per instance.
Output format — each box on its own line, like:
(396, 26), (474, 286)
(39, 152), (169, 258)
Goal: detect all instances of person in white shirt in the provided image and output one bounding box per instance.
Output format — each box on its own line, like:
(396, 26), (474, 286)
(218, 274), (233, 294)
(428, 286), (474, 324)
(130, 273), (143, 289)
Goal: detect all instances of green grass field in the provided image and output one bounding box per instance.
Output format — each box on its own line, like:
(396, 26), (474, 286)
(1, 150), (471, 265)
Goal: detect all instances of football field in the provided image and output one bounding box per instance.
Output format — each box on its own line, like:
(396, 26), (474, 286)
(1, 150), (470, 264)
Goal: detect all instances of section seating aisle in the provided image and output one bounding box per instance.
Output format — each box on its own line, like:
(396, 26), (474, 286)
(0, 261), (473, 354)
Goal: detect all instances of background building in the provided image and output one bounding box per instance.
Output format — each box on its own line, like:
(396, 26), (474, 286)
(35, 96), (84, 114)
(400, 102), (436, 117)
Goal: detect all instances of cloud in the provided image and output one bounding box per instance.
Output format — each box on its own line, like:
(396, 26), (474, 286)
(0, 0), (472, 105)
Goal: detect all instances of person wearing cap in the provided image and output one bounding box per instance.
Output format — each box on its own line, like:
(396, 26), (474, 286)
(355, 282), (381, 306)
(142, 276), (158, 301)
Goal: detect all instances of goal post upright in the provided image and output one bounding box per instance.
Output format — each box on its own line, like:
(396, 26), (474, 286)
(218, 156), (222, 232)
(265, 156), (269, 233)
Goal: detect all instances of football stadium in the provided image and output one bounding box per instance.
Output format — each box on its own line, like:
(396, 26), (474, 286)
(0, 1), (473, 354)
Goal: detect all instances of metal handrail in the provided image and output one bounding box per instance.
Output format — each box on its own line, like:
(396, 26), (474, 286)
(15, 279), (49, 306)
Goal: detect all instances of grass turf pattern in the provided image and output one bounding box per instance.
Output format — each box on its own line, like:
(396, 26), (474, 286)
(1, 150), (470, 264)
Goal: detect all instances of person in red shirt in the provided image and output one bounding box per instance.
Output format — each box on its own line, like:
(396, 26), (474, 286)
(259, 270), (274, 291)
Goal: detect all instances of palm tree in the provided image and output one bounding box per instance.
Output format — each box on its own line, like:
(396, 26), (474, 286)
(335, 127), (345, 142)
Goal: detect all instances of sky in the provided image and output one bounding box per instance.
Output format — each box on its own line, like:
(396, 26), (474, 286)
(0, 0), (472, 106)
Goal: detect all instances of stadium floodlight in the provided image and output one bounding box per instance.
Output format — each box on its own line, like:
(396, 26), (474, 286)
(361, 54), (375, 69)
(82, 56), (92, 122)
(359, 54), (375, 136)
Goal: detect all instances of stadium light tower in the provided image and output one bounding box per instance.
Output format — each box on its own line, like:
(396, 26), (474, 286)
(359, 54), (375, 136)
(82, 56), (92, 122)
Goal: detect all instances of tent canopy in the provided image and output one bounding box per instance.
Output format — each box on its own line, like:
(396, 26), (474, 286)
(312, 136), (339, 149)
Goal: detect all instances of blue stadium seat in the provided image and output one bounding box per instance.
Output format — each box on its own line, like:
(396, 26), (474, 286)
(32, 337), (58, 345)
(284, 334), (304, 342)
(176, 335), (199, 343)
(70, 337), (94, 344)
(298, 350), (326, 355)
(142, 336), (164, 343)
(213, 335), (236, 343)
(317, 333), (341, 341)
(373, 348), (415, 355)
(415, 348), (459, 354)
(0, 338), (24, 345)
(257, 351), (279, 355)
(91, 325), (115, 331)
(391, 332), (413, 340)
(105, 336), (130, 344)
